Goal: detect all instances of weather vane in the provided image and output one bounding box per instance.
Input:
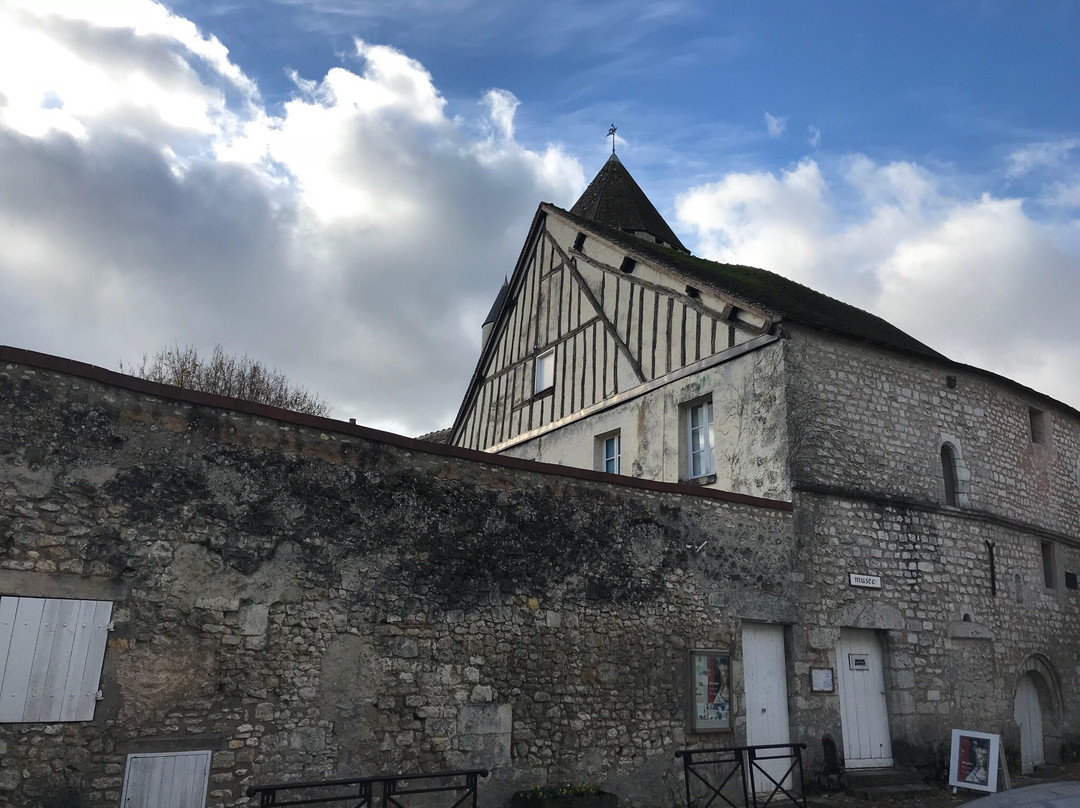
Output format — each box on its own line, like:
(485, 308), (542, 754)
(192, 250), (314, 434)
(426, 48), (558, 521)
(608, 124), (617, 155)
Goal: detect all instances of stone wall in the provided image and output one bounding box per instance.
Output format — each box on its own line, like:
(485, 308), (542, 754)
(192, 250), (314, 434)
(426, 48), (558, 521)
(0, 352), (793, 808)
(784, 328), (1080, 773)
(785, 325), (1080, 536)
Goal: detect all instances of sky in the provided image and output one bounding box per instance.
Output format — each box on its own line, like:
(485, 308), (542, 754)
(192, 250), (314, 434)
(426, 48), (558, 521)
(0, 1), (1078, 437)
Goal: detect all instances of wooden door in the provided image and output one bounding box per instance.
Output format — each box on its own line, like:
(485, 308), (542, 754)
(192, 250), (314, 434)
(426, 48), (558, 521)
(120, 751), (211, 808)
(1014, 674), (1044, 773)
(836, 629), (893, 768)
(742, 623), (792, 790)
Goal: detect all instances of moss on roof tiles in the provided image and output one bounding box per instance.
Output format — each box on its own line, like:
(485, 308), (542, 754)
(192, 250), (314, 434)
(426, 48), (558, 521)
(552, 204), (943, 360)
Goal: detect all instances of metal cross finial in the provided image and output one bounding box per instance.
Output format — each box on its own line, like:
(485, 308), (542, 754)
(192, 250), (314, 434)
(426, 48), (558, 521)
(608, 124), (617, 155)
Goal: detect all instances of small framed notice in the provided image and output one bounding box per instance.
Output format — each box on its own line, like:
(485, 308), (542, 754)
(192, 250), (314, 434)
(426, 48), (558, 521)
(948, 729), (1000, 793)
(810, 667), (834, 692)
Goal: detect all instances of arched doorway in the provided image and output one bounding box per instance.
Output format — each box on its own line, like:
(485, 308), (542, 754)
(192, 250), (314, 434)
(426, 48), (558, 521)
(1013, 657), (1060, 775)
(1014, 673), (1044, 773)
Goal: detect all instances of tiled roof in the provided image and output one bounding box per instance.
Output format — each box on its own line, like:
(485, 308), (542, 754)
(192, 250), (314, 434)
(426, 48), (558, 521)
(552, 205), (943, 360)
(569, 154), (689, 253)
(416, 427), (452, 443)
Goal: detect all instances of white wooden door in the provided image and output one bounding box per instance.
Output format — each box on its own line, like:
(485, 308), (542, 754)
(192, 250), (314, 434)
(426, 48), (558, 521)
(1014, 674), (1044, 773)
(120, 751), (211, 808)
(742, 623), (792, 791)
(836, 629), (893, 768)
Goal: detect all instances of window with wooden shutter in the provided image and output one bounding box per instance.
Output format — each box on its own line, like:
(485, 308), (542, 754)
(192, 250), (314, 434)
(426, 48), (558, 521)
(0, 596), (112, 722)
(121, 751), (212, 808)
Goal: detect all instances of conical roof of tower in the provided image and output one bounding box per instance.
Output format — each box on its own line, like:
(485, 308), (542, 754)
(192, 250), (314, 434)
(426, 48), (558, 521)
(570, 154), (689, 253)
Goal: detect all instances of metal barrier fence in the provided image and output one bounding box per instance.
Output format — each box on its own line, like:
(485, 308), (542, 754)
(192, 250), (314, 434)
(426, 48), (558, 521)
(675, 744), (808, 808)
(245, 768), (488, 808)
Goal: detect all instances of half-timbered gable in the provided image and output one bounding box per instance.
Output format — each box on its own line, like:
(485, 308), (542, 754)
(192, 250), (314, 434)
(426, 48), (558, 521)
(451, 205), (772, 454)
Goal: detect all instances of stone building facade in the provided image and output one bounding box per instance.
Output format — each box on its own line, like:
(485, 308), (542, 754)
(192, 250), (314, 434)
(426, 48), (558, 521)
(0, 348), (793, 808)
(450, 155), (1080, 783)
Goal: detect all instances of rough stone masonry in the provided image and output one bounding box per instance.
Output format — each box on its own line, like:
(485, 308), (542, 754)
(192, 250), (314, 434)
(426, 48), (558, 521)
(0, 351), (792, 808)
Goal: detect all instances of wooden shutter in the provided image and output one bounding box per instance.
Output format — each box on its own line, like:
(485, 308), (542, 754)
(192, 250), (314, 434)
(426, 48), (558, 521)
(0, 596), (112, 722)
(121, 751), (212, 808)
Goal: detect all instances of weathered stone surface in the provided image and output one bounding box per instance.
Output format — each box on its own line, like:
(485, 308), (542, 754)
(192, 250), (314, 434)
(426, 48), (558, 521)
(0, 358), (792, 808)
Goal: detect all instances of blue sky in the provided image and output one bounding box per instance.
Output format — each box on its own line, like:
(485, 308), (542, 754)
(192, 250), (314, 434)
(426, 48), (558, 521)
(0, 0), (1078, 434)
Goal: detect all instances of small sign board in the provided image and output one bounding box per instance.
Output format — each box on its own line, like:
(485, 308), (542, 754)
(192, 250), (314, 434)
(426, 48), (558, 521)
(948, 729), (1001, 793)
(848, 654), (869, 671)
(849, 573), (882, 589)
(810, 667), (834, 692)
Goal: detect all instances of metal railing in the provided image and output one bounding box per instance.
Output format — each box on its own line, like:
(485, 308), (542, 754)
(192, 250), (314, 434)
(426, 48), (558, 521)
(676, 744), (808, 808)
(245, 768), (488, 808)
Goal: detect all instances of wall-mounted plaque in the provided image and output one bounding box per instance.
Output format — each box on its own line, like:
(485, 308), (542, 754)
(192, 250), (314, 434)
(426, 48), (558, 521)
(689, 649), (731, 733)
(849, 573), (882, 589)
(848, 653), (869, 671)
(810, 667), (834, 692)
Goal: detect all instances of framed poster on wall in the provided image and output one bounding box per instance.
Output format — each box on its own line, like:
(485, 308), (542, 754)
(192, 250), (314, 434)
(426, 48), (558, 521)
(689, 649), (731, 732)
(948, 729), (1000, 793)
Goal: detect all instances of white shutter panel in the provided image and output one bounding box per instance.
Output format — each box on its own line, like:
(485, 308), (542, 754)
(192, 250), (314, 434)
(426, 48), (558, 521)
(0, 597), (112, 722)
(121, 751), (211, 808)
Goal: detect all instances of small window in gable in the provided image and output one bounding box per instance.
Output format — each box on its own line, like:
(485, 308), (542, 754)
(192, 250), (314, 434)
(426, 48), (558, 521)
(619, 256), (636, 274)
(0, 596), (112, 722)
(534, 349), (555, 394)
(573, 232), (586, 251)
(1029, 407), (1047, 444)
(596, 431), (621, 475)
(941, 444), (959, 506)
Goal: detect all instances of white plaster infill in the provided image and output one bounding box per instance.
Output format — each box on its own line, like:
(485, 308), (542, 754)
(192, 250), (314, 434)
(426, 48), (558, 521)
(484, 333), (780, 454)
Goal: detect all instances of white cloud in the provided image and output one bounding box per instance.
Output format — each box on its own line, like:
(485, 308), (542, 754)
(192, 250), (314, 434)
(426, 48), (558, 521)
(482, 89), (519, 140)
(807, 125), (820, 149)
(675, 157), (1080, 410)
(0, 3), (584, 436)
(1007, 138), (1080, 178)
(763, 111), (786, 138)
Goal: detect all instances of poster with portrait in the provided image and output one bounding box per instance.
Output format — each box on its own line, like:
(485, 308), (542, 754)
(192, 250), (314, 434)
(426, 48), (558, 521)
(948, 729), (1000, 793)
(689, 649), (731, 732)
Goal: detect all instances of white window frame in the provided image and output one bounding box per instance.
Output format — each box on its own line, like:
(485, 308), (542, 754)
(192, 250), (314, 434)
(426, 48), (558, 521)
(121, 750), (212, 808)
(601, 432), (621, 474)
(0, 596), (112, 723)
(686, 400), (715, 479)
(534, 349), (555, 394)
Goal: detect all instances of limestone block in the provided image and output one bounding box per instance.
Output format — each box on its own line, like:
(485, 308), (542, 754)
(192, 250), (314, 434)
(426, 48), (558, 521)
(240, 603), (270, 636)
(458, 703), (512, 735)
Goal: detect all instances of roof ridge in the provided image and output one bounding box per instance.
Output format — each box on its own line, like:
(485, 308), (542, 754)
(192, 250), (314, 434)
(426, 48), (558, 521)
(548, 203), (944, 361)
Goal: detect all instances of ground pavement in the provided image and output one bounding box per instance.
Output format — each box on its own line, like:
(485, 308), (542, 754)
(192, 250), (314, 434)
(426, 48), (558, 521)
(804, 764), (1080, 808)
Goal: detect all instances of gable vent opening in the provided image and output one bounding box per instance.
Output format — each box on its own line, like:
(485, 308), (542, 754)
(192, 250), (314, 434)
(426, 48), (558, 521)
(685, 285), (700, 299)
(619, 257), (636, 274)
(573, 232), (586, 251)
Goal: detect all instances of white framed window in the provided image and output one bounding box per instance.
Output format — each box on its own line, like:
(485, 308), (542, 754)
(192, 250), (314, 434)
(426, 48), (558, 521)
(686, 400), (714, 479)
(0, 596), (112, 722)
(534, 349), (555, 394)
(121, 750), (212, 808)
(599, 432), (621, 474)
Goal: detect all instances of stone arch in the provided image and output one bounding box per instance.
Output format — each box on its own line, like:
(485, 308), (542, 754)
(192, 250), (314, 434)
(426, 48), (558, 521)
(938, 433), (970, 507)
(1013, 655), (1063, 772)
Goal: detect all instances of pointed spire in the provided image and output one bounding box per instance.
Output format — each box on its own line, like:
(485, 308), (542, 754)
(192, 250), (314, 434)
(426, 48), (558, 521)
(569, 155), (689, 254)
